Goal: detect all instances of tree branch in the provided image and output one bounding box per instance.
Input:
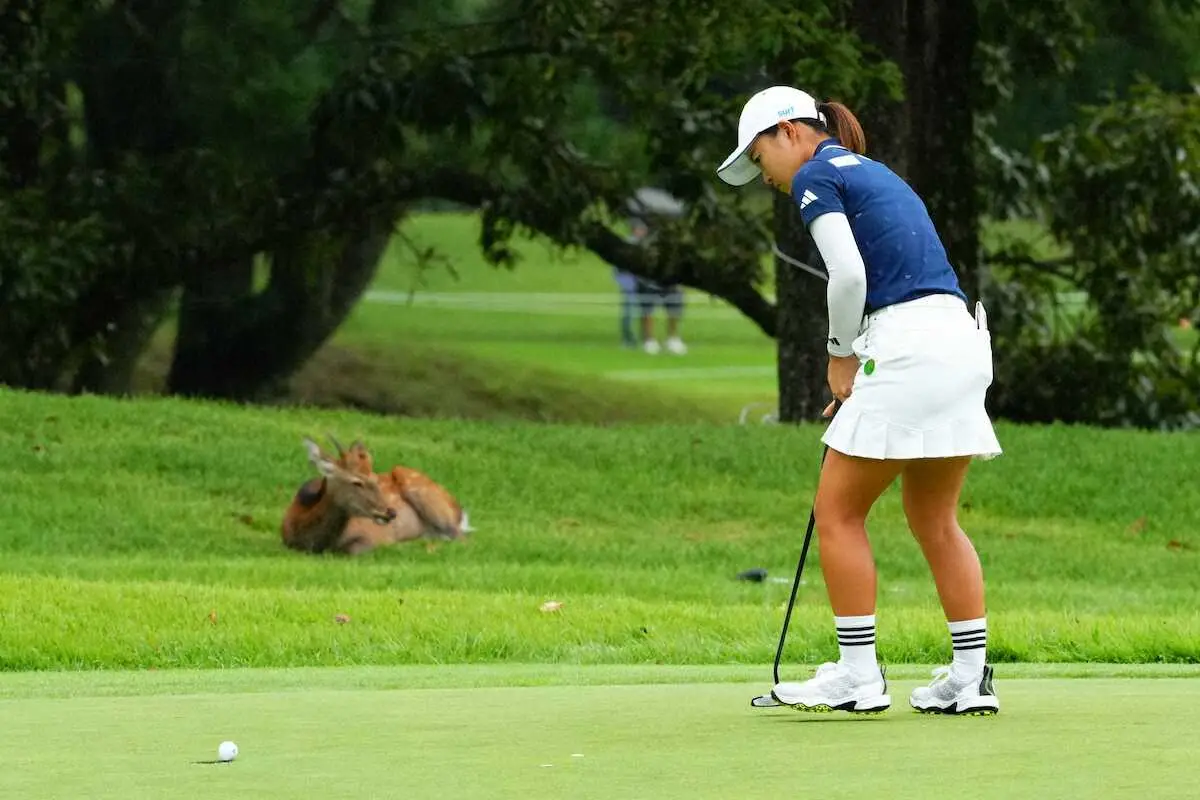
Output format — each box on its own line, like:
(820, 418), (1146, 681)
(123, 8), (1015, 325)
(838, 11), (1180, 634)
(578, 223), (777, 337)
(412, 167), (778, 337)
(987, 251), (1077, 281)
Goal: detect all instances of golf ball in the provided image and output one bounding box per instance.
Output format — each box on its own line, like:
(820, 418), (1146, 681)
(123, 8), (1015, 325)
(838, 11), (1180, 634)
(218, 741), (239, 762)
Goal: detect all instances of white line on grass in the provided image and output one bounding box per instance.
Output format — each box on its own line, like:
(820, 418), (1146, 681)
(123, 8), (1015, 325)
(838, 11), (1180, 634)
(363, 290), (765, 318)
(603, 365), (775, 381)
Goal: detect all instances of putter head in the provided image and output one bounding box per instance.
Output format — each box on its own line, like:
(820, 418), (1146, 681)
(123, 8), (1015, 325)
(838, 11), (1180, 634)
(751, 692), (784, 708)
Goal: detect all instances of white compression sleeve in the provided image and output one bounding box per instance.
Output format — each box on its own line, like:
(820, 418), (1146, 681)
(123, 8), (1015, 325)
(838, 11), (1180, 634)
(809, 212), (867, 357)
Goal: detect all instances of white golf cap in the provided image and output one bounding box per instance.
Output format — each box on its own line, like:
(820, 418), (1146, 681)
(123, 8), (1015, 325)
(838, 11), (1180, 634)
(716, 86), (824, 186)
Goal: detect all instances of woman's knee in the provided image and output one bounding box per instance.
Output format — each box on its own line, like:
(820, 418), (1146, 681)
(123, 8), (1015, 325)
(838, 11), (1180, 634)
(813, 451), (902, 541)
(814, 493), (868, 542)
(902, 497), (966, 553)
(907, 514), (962, 548)
(901, 458), (970, 542)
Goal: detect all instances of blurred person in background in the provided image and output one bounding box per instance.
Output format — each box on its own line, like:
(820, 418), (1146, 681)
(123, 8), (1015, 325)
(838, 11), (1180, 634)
(613, 266), (640, 348)
(624, 188), (688, 356)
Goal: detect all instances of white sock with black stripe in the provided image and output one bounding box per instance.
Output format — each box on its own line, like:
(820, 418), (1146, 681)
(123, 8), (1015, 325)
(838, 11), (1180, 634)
(835, 614), (879, 678)
(948, 617), (987, 680)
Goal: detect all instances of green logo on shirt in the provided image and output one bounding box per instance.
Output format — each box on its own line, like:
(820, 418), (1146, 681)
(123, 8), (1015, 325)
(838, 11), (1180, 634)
(863, 359), (876, 376)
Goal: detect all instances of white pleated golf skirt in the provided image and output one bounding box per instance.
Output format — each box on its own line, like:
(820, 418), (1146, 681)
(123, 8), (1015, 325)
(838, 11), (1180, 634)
(822, 293), (1003, 461)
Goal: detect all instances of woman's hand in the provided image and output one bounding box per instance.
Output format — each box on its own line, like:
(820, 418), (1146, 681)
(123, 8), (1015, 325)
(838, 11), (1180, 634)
(824, 354), (859, 417)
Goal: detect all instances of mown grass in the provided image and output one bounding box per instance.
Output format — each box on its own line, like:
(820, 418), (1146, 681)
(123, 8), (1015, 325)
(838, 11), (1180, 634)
(2, 665), (1199, 800)
(1, 387), (1197, 671)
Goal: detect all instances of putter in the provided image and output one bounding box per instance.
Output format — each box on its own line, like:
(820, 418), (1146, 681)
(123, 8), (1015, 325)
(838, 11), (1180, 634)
(751, 404), (838, 709)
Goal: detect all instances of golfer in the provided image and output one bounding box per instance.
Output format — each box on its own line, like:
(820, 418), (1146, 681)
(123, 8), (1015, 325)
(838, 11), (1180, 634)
(717, 86), (1002, 715)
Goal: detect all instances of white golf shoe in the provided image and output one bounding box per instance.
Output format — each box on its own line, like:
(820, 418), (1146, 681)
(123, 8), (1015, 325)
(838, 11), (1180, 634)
(771, 661), (891, 714)
(909, 664), (1000, 716)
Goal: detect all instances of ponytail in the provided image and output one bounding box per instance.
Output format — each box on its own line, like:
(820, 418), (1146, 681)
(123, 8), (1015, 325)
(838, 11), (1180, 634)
(818, 101), (867, 155)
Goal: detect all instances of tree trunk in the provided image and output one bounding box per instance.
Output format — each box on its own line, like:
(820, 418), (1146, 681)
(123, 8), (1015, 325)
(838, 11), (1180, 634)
(907, 0), (982, 302)
(70, 290), (175, 395)
(167, 255), (256, 398)
(166, 215), (394, 400)
(851, 0), (911, 178)
(774, 191), (830, 423)
(849, 0), (983, 304)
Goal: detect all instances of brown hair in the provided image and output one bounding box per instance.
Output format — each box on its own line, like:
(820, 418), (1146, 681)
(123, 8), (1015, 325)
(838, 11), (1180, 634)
(816, 101), (866, 155)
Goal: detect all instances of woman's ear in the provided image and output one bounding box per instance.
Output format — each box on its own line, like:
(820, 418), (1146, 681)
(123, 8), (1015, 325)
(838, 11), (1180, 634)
(776, 119), (802, 143)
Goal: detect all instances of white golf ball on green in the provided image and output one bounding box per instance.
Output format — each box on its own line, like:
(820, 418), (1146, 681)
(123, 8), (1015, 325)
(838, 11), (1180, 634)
(218, 741), (239, 762)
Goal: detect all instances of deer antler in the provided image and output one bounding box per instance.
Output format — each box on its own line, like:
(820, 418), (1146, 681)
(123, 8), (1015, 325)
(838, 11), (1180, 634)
(327, 432), (346, 459)
(346, 438), (374, 472)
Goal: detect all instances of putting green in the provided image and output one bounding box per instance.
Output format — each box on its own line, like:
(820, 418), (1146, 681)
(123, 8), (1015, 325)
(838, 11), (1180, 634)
(1, 666), (1196, 799)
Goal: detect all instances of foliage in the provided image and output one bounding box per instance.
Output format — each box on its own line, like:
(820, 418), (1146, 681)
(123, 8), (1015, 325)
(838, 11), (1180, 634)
(0, 186), (116, 388)
(0, 0), (892, 397)
(989, 0), (1200, 152)
(986, 84), (1200, 429)
(404, 0), (896, 290)
(974, 0), (1093, 216)
(4, 0), (1199, 428)
(971, 1), (1200, 429)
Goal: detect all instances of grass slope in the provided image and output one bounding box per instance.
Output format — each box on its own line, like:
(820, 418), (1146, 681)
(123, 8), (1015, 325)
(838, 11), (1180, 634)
(1, 388), (1197, 670)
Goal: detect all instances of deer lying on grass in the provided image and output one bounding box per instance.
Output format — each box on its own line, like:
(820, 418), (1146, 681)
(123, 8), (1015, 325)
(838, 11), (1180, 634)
(281, 435), (473, 556)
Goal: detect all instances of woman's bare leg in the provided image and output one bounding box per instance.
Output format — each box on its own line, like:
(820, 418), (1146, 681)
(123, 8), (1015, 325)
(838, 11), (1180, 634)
(813, 449), (904, 616)
(771, 449), (902, 711)
(902, 456), (999, 714)
(900, 457), (984, 622)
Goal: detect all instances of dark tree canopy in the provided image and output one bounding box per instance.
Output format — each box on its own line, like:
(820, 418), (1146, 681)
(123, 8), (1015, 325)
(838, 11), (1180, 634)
(1, 0), (1197, 428)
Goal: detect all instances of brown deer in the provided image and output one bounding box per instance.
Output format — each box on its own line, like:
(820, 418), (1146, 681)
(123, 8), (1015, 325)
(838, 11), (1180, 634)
(281, 435), (472, 556)
(280, 436), (397, 555)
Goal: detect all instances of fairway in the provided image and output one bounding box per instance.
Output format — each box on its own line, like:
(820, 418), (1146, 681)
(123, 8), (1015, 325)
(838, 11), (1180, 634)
(2, 665), (1197, 800)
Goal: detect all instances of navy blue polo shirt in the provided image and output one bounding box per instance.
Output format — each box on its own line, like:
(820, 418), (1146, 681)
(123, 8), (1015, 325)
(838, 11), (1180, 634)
(791, 139), (966, 313)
